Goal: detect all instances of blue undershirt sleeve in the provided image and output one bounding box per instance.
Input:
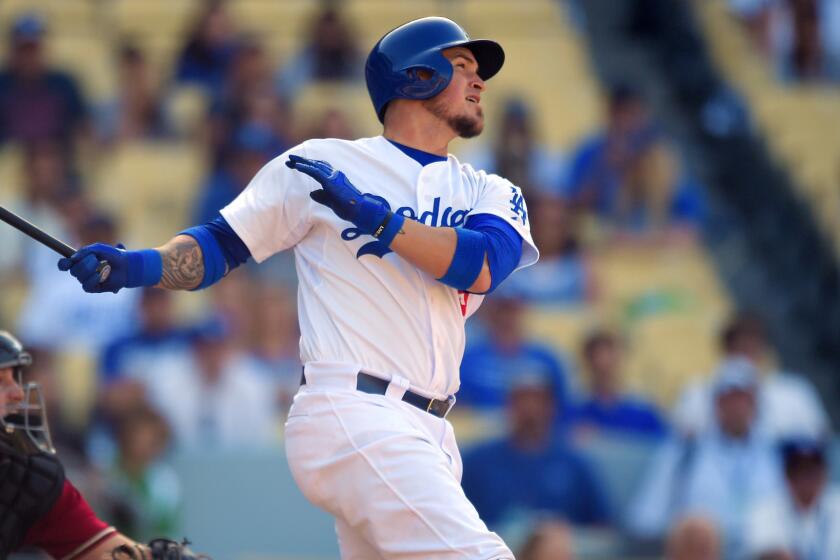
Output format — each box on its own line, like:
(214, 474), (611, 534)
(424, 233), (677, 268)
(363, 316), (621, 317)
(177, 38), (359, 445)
(464, 214), (523, 293)
(205, 215), (252, 269)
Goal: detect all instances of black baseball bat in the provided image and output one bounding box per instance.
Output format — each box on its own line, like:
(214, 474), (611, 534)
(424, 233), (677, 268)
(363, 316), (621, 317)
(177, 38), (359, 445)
(0, 205), (111, 281)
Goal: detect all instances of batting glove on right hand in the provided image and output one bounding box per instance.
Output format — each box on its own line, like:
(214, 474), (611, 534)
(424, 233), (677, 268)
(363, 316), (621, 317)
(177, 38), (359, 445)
(286, 155), (403, 244)
(58, 243), (162, 294)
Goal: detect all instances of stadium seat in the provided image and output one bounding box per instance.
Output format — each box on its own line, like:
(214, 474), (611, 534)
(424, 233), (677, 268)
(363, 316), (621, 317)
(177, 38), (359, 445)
(624, 312), (720, 407)
(165, 84), (211, 138)
(0, 0), (97, 36)
(46, 34), (116, 102)
(0, 144), (24, 202)
(590, 245), (729, 320)
(0, 277), (28, 335)
(92, 141), (205, 247)
(53, 349), (97, 430)
(345, 0), (447, 40)
(695, 0), (840, 258)
(104, 0), (200, 39)
(229, 0), (316, 40)
(459, 0), (564, 37)
(524, 306), (597, 360)
(292, 83), (381, 139)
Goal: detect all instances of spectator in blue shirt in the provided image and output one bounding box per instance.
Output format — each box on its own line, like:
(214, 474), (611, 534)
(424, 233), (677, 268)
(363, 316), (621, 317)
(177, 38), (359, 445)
(173, 0), (239, 96)
(0, 13), (88, 147)
(95, 44), (170, 145)
(565, 85), (655, 213)
(570, 329), (668, 440)
(192, 123), (275, 225)
(205, 35), (292, 169)
(461, 371), (610, 529)
(98, 288), (192, 419)
(458, 291), (570, 412)
(565, 85), (704, 237)
(274, 6), (362, 101)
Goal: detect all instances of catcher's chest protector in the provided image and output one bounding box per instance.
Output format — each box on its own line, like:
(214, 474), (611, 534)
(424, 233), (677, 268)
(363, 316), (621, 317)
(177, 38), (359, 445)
(0, 436), (65, 558)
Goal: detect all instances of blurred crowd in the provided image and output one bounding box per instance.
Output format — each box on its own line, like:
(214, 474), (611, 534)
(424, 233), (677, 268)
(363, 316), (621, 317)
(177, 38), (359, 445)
(726, 0), (840, 82)
(0, 1), (835, 559)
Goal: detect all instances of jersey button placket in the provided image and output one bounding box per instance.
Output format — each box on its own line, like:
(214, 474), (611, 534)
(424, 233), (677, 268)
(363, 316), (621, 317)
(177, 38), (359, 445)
(415, 167), (440, 381)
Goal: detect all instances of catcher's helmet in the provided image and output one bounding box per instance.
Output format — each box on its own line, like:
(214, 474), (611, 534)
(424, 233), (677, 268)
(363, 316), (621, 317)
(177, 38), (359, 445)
(365, 17), (505, 123)
(0, 330), (31, 372)
(0, 330), (54, 454)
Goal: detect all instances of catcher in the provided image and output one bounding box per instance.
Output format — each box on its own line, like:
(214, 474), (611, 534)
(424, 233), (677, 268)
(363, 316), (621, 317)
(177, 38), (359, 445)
(0, 329), (208, 560)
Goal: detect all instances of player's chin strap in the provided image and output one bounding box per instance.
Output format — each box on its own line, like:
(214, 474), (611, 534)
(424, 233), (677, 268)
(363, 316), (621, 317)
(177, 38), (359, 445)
(110, 538), (212, 560)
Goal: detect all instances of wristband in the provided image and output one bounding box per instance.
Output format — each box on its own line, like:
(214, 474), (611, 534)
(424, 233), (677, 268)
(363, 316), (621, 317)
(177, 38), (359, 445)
(373, 211), (405, 247)
(125, 249), (163, 288)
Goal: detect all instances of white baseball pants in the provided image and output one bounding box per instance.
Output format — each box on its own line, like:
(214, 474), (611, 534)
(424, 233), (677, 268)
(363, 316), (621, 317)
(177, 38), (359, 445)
(284, 367), (513, 559)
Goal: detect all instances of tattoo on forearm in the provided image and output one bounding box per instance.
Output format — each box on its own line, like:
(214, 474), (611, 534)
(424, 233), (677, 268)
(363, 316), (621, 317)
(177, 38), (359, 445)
(159, 236), (204, 290)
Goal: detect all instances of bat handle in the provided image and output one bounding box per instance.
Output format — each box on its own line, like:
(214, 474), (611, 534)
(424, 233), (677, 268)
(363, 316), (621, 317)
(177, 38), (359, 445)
(96, 260), (112, 283)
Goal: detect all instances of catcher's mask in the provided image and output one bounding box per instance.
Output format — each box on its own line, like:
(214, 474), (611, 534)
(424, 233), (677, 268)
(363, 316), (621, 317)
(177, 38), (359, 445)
(0, 330), (54, 455)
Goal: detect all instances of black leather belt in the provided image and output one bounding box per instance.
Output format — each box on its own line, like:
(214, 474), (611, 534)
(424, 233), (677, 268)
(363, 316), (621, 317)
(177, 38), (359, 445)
(300, 371), (455, 418)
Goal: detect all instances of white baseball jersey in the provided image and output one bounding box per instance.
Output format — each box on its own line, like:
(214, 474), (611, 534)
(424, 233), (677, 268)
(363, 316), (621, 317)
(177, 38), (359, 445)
(221, 135), (538, 397)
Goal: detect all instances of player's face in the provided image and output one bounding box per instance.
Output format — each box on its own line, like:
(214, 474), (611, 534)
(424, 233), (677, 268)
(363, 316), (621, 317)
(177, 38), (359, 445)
(0, 367), (24, 417)
(423, 47), (486, 138)
(715, 388), (755, 438)
(787, 458), (827, 509)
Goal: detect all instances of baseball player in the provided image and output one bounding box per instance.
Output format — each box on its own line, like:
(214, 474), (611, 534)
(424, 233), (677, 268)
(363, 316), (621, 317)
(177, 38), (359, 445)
(0, 329), (207, 560)
(58, 17), (538, 559)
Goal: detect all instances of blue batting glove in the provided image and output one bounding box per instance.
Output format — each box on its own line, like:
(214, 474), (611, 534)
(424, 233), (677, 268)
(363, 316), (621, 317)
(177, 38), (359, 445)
(285, 155), (404, 245)
(57, 243), (162, 294)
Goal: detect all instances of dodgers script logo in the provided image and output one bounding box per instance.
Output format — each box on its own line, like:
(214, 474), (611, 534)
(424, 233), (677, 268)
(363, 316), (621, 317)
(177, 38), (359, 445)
(341, 196), (472, 258)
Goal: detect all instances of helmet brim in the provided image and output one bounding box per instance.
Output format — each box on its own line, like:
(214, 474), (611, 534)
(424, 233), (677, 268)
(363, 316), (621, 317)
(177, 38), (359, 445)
(460, 39), (505, 81)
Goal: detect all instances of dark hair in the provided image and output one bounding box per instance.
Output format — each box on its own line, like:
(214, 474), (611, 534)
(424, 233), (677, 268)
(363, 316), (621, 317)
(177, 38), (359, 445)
(607, 82), (642, 109)
(119, 43), (144, 64)
(181, 0), (228, 62)
(780, 438), (827, 474)
(583, 329), (619, 360)
(720, 311), (766, 352)
(116, 406), (171, 449)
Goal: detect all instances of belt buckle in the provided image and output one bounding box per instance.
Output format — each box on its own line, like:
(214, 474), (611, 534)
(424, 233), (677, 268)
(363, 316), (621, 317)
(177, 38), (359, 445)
(443, 394), (456, 418)
(427, 395), (456, 418)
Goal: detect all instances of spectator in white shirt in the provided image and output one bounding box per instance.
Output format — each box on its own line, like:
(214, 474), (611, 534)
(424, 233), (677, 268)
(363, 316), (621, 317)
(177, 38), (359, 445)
(673, 312), (827, 440)
(145, 318), (278, 450)
(17, 211), (139, 354)
(629, 359), (784, 559)
(744, 437), (840, 560)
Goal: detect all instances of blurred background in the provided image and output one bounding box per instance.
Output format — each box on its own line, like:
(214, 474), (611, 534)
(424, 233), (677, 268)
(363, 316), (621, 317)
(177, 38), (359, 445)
(1, 0), (839, 558)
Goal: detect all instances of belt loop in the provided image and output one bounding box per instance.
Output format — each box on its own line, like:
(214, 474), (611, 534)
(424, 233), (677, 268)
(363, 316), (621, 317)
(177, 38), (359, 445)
(385, 374), (410, 401)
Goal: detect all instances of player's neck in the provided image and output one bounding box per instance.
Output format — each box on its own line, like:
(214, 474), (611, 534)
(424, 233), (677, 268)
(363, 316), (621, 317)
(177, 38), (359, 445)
(382, 106), (455, 156)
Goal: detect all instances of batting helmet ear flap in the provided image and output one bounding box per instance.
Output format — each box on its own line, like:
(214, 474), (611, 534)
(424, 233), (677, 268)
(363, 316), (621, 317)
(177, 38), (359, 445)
(365, 17), (504, 123)
(397, 65), (449, 98)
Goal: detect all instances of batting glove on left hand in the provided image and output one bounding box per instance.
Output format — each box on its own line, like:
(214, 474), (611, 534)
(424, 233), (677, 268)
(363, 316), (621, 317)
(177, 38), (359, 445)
(58, 243), (162, 294)
(286, 155), (403, 244)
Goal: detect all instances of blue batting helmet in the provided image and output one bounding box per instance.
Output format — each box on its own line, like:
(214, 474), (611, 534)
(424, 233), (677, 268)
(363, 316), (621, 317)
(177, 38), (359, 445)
(365, 17), (505, 123)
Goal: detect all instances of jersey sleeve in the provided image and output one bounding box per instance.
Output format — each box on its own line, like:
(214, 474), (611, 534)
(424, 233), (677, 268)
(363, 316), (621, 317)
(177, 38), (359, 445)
(468, 172), (539, 271)
(21, 480), (117, 560)
(220, 144), (315, 263)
